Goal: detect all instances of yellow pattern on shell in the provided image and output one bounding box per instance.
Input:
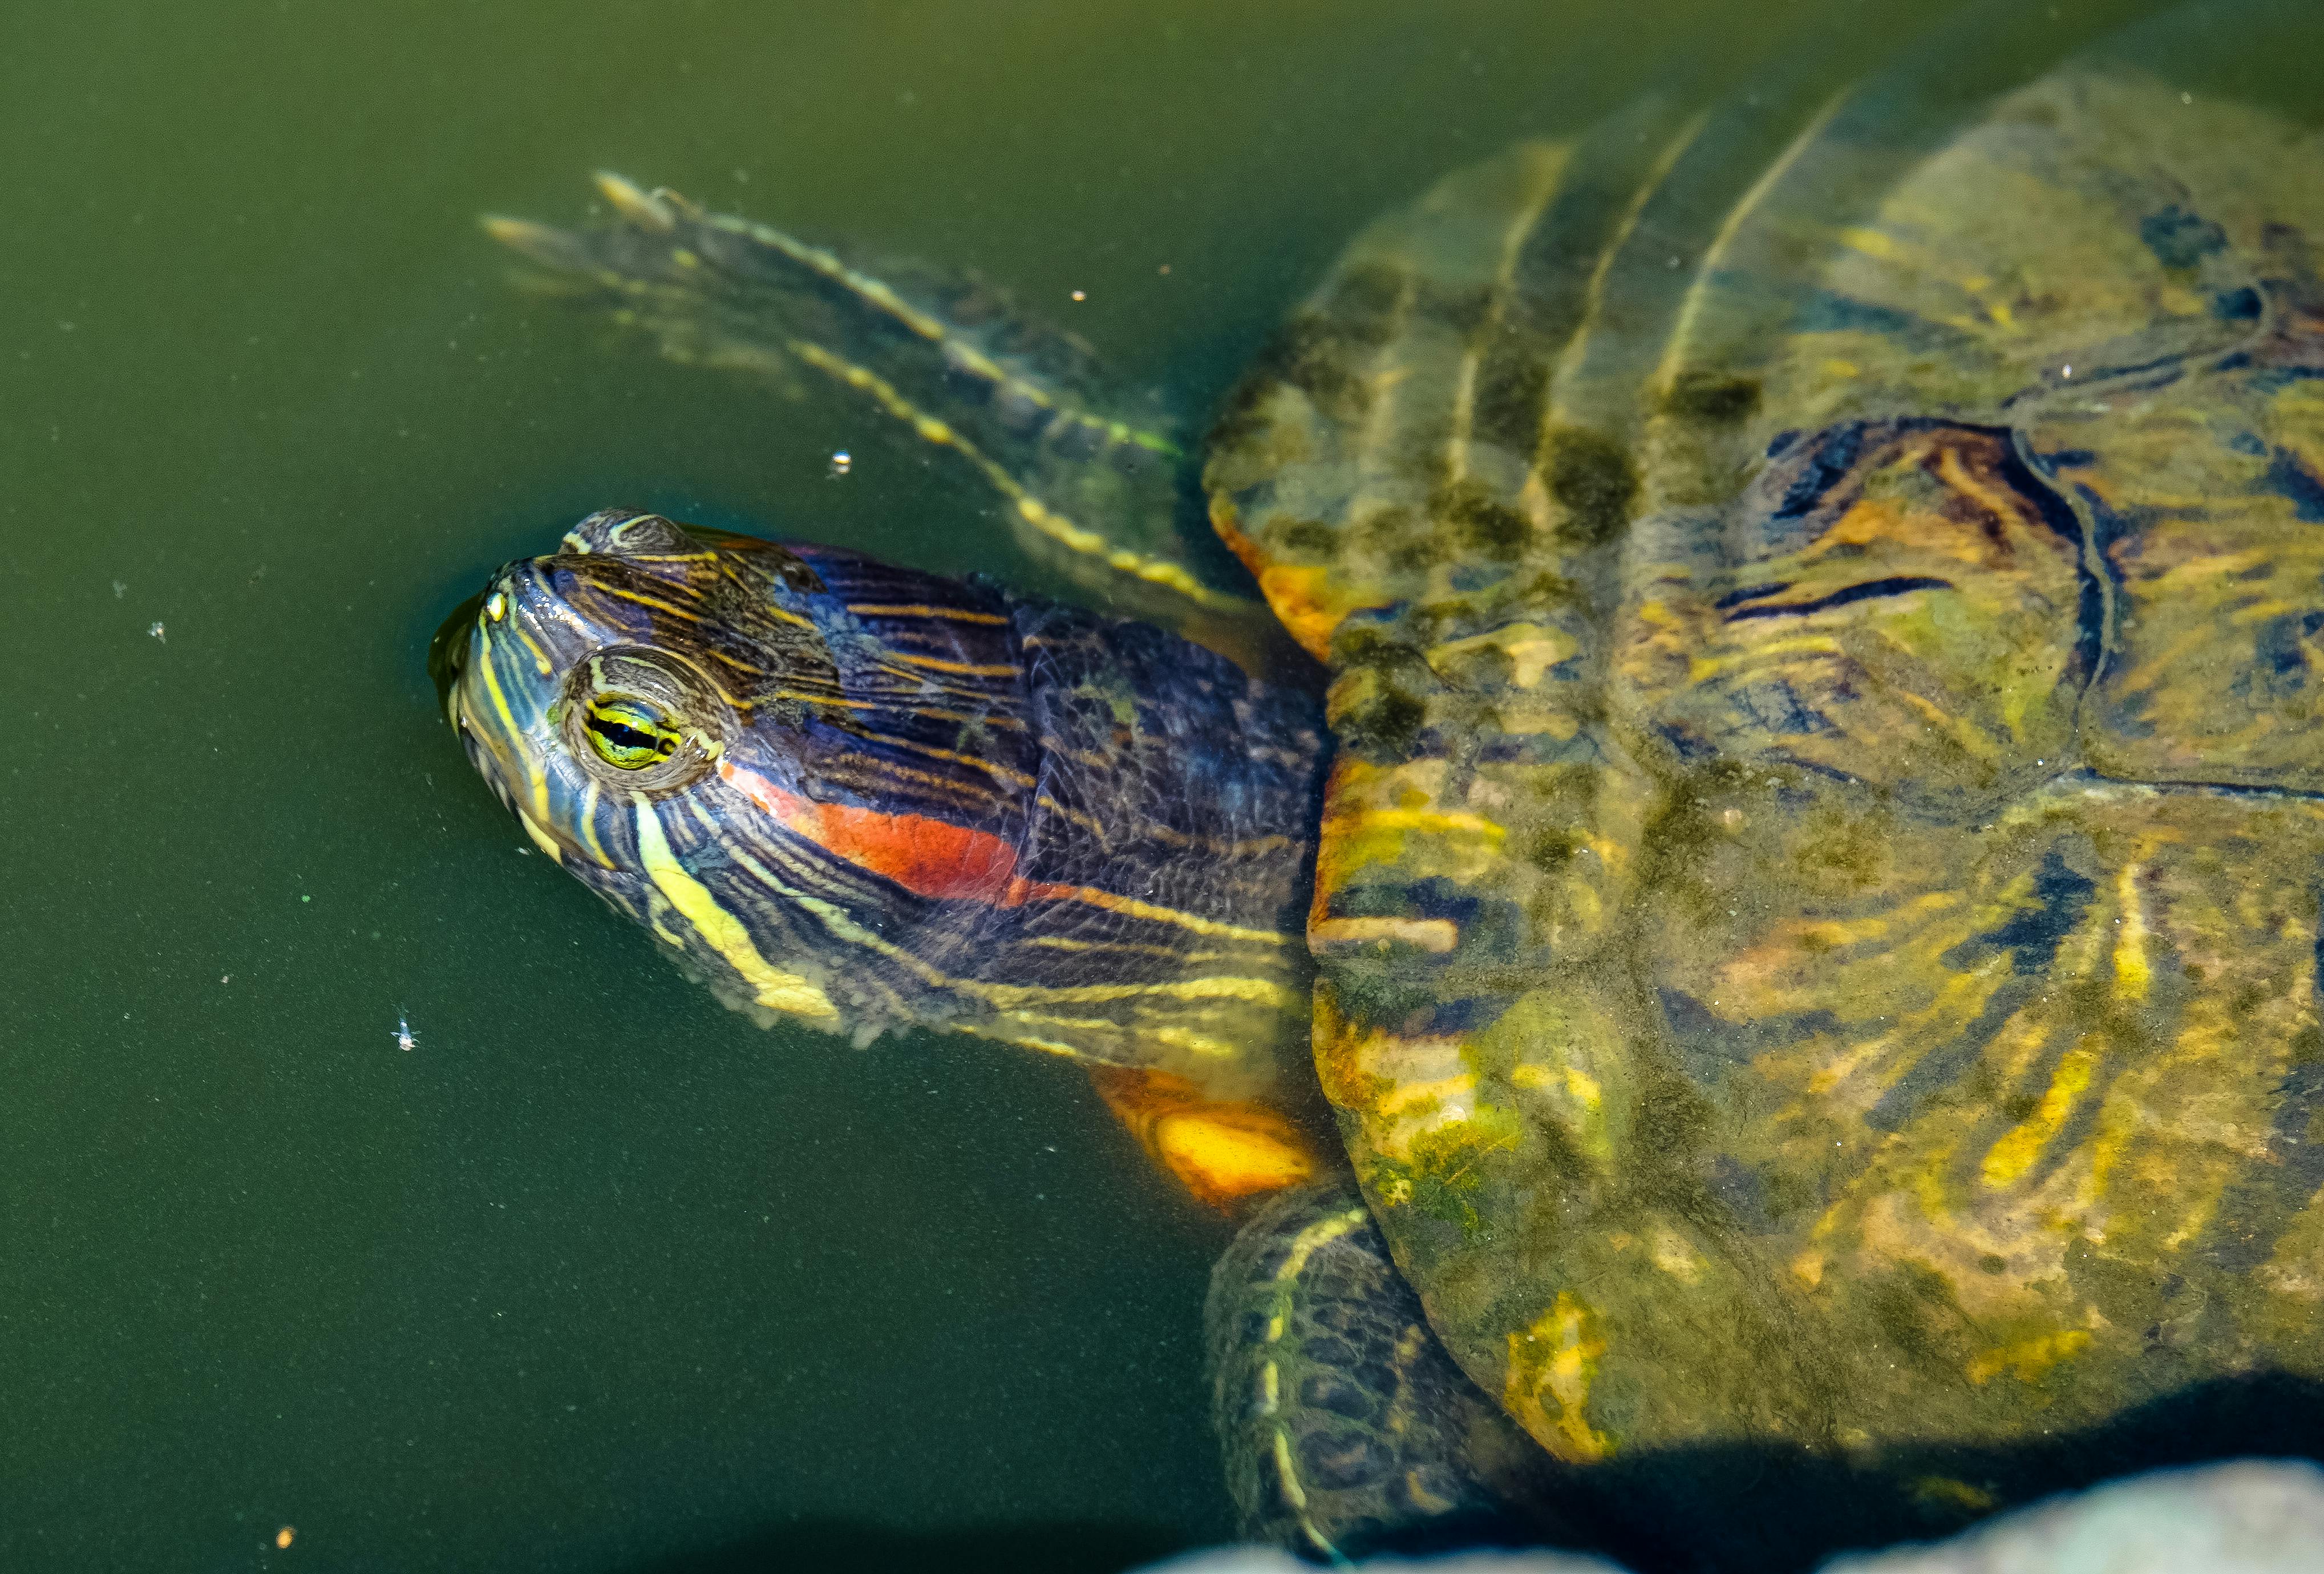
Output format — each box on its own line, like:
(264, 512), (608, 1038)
(1504, 1293), (1612, 1463)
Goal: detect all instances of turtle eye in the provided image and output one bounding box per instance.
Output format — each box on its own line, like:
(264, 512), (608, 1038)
(584, 696), (683, 769)
(563, 647), (724, 786)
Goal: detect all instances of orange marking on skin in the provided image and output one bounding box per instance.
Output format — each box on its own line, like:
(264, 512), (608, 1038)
(814, 801), (1018, 899)
(1087, 1065), (1318, 1210)
(718, 764), (1273, 947)
(719, 760), (1274, 939)
(718, 759), (1020, 901)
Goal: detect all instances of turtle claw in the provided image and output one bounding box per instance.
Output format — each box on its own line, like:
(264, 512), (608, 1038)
(592, 171), (677, 232)
(477, 214), (588, 269)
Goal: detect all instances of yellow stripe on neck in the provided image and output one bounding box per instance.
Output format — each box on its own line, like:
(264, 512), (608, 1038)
(631, 795), (839, 1020)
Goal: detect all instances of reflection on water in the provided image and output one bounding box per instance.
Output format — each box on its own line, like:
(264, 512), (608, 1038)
(1, 1), (2316, 1569)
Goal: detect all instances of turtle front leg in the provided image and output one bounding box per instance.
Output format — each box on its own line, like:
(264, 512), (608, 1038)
(483, 176), (1291, 666)
(1087, 1065), (1321, 1211)
(1206, 1183), (1588, 1561)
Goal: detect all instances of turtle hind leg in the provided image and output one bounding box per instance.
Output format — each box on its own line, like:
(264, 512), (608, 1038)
(1205, 1183), (1586, 1561)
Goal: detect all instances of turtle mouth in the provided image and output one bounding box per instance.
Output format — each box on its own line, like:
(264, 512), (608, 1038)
(435, 570), (576, 857)
(427, 589), (487, 723)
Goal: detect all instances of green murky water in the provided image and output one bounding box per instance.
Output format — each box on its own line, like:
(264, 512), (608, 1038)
(2, 2), (2314, 1569)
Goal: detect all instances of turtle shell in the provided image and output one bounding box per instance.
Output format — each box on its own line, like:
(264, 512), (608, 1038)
(1206, 0), (2324, 1530)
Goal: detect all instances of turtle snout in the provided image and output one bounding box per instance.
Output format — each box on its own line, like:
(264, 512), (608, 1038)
(426, 587), (487, 724)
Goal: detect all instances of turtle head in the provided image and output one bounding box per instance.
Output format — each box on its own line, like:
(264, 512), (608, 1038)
(435, 507), (1329, 1205)
(433, 508), (871, 1028)
(435, 504), (1323, 1025)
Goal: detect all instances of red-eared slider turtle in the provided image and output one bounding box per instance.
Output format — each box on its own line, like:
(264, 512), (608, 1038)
(438, 3), (2324, 1566)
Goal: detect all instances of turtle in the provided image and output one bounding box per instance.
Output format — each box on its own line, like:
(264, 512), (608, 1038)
(435, 1), (2324, 1566)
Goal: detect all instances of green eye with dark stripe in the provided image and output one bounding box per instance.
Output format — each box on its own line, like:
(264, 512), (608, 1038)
(584, 696), (683, 769)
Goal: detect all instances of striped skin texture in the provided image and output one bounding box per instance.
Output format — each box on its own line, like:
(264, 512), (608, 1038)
(1206, 8), (2324, 1538)
(483, 177), (1265, 646)
(1205, 1183), (1568, 1560)
(443, 509), (1324, 1111)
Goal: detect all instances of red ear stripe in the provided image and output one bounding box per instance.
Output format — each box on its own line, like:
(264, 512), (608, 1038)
(718, 758), (1021, 903)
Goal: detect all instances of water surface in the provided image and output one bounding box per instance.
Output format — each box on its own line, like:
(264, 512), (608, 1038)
(2, 1), (2312, 1569)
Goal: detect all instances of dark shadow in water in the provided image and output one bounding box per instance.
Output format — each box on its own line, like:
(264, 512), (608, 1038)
(1541, 1374), (2324, 1574)
(620, 1518), (1184, 1574)
(606, 1380), (2324, 1573)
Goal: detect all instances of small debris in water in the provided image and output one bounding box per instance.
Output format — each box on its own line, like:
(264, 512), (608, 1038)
(1070, 289), (1087, 302)
(112, 580), (126, 598)
(221, 975), (230, 984)
(274, 1526), (294, 1549)
(1157, 264), (1171, 275)
(828, 449), (852, 478)
(148, 621), (166, 643)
